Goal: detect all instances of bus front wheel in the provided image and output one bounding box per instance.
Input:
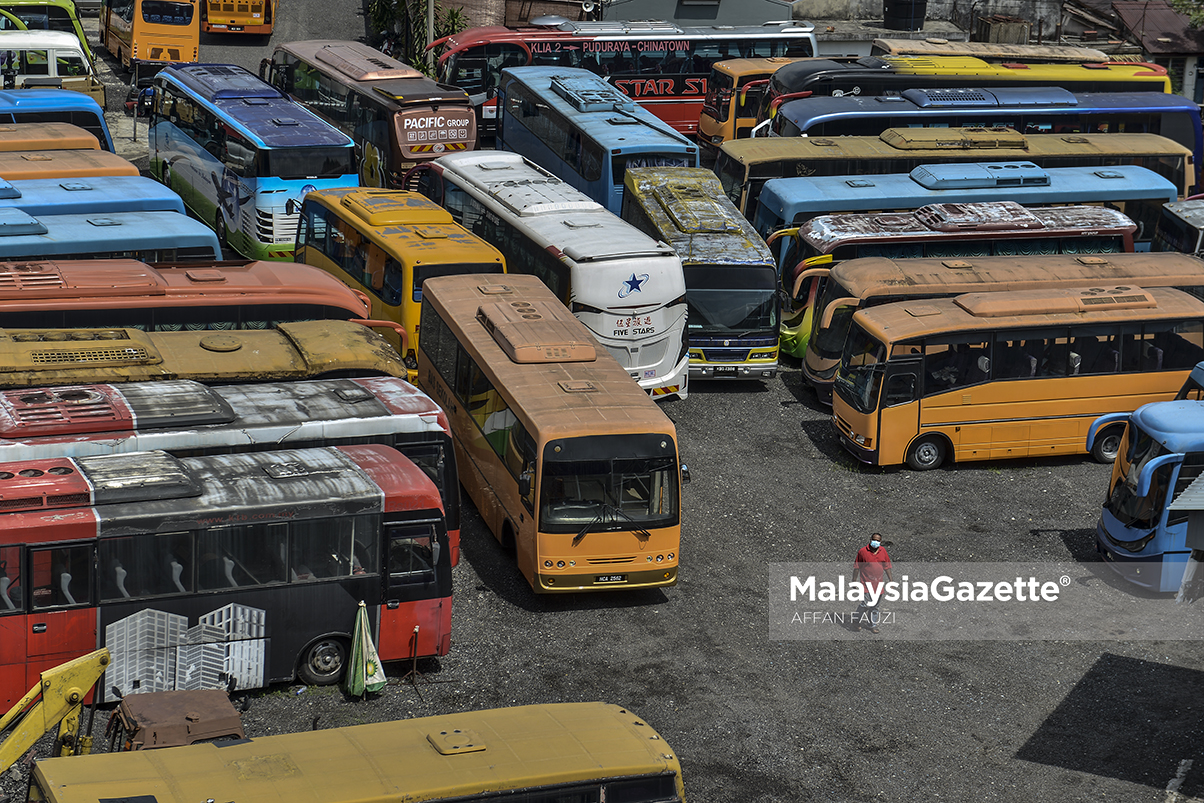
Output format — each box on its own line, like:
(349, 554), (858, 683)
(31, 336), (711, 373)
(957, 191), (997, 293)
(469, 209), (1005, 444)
(297, 637), (348, 685)
(1091, 425), (1124, 464)
(906, 437), (947, 471)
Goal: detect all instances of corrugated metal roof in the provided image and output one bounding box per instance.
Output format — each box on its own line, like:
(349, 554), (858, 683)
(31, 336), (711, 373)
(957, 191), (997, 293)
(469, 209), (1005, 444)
(1113, 1), (1204, 54)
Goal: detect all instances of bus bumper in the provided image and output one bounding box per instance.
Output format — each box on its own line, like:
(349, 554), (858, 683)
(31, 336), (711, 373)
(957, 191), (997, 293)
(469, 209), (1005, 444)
(834, 415), (877, 465)
(1095, 518), (1187, 592)
(689, 362), (778, 380)
(803, 363), (835, 405)
(537, 566), (678, 593)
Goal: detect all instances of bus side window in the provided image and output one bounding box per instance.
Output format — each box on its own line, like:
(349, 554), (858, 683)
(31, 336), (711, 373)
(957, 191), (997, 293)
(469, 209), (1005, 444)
(366, 245), (386, 293)
(290, 519), (353, 581)
(883, 372), (917, 406)
(0, 546), (22, 612)
(30, 544), (92, 608)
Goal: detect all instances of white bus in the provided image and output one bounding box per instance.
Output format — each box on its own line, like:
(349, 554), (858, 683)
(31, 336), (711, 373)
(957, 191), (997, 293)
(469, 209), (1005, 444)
(406, 151), (689, 400)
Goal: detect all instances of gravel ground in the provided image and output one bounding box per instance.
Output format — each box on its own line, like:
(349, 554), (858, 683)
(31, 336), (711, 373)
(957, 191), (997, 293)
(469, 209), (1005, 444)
(3, 360), (1202, 802)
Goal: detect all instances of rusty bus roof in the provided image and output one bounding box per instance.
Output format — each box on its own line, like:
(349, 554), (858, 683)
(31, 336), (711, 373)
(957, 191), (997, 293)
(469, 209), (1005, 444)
(852, 284), (1204, 344)
(421, 274), (676, 443)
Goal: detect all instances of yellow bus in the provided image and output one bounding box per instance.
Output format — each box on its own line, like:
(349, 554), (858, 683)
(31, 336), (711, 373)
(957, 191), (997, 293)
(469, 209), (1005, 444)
(697, 56), (804, 157)
(296, 187), (505, 373)
(832, 284), (1204, 470)
(869, 38), (1112, 63)
(0, 319), (408, 388)
(802, 251), (1204, 403)
(418, 274), (682, 593)
(200, 0), (272, 34)
(99, 0), (199, 85)
(26, 702), (686, 803)
(715, 128), (1197, 218)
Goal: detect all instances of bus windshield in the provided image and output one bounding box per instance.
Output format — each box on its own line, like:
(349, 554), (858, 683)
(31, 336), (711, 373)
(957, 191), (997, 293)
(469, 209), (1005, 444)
(835, 323), (887, 414)
(141, 0), (192, 23)
(259, 146), (355, 179)
(685, 264), (777, 336)
(540, 448), (679, 533)
(1106, 424), (1174, 531)
(410, 261), (503, 301)
(812, 277), (858, 359)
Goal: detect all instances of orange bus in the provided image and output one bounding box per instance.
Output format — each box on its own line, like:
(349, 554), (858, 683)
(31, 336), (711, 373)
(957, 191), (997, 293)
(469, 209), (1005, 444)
(99, 0), (199, 85)
(200, 0), (272, 34)
(0, 148), (137, 179)
(0, 121), (98, 151)
(832, 284), (1204, 470)
(418, 274), (682, 593)
(0, 258), (385, 332)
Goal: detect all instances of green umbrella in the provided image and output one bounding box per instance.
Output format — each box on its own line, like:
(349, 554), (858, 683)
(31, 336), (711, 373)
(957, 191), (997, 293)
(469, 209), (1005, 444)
(343, 600), (386, 697)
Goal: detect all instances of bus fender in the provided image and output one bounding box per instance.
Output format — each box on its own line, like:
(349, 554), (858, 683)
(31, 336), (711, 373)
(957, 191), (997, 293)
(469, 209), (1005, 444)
(352, 319), (408, 354)
(1086, 412), (1131, 452)
(1136, 453), (1186, 498)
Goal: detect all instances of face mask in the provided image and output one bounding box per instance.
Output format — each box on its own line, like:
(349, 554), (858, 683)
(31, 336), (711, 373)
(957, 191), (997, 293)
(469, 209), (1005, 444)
(870, 540), (881, 549)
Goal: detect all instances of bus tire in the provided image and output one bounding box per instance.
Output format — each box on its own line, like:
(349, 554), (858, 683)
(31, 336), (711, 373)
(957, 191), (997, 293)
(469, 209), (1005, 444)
(905, 436), (947, 471)
(297, 636), (348, 685)
(1091, 424), (1124, 464)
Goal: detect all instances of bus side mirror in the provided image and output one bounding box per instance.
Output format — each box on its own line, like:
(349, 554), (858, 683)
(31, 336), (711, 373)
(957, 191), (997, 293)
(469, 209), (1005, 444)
(977, 355), (991, 375)
(430, 541), (441, 568)
(518, 471), (532, 497)
(681, 464), (691, 484)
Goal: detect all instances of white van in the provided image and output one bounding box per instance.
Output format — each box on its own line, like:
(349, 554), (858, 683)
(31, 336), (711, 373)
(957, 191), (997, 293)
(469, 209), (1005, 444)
(0, 29), (104, 106)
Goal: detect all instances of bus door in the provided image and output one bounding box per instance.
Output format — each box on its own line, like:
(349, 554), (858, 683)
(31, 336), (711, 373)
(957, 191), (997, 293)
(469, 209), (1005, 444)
(878, 351), (921, 465)
(378, 520), (447, 662)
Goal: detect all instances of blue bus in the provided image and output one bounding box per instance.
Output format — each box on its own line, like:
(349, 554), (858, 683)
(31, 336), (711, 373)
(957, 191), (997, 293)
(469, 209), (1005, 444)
(752, 162), (1179, 269)
(0, 88), (114, 151)
(1087, 376), (1204, 592)
(0, 209), (221, 260)
(767, 88), (1203, 187)
(0, 175), (184, 216)
(496, 66), (699, 215)
(148, 63), (358, 261)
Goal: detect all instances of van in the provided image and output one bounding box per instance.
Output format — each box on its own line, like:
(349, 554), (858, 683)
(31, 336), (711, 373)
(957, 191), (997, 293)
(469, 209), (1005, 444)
(0, 29), (104, 105)
(0, 0), (92, 62)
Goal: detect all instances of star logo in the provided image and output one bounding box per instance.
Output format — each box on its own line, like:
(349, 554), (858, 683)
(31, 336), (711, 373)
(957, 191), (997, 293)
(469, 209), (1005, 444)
(618, 272), (648, 298)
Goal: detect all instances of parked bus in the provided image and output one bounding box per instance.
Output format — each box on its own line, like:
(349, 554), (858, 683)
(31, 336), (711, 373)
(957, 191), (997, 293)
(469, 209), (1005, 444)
(200, 0), (271, 34)
(26, 703), (685, 803)
(148, 63), (357, 261)
(1087, 395), (1204, 591)
(782, 202), (1139, 361)
(869, 38), (1112, 62)
(753, 162), (1178, 265)
(1154, 198), (1204, 255)
(0, 444), (450, 702)
(0, 209), (219, 261)
(431, 17), (817, 136)
(0, 30), (105, 106)
(0, 175), (184, 216)
(622, 166), (778, 381)
(99, 0), (199, 86)
(295, 187), (505, 371)
(0, 376), (463, 566)
(767, 89), (1204, 186)
(0, 148), (137, 180)
(497, 67), (697, 216)
(0, 0), (92, 61)
(0, 121), (96, 150)
(261, 40), (476, 188)
(0, 88), (113, 151)
(698, 55), (807, 157)
(755, 57), (1171, 129)
(0, 319), (408, 388)
(0, 258), (378, 331)
(407, 151), (689, 400)
(419, 274), (682, 593)
(801, 251), (1204, 403)
(716, 129), (1196, 219)
(831, 284), (1204, 470)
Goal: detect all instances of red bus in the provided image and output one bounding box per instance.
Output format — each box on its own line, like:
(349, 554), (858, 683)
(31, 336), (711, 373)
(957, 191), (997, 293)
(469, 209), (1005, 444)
(0, 444), (451, 706)
(0, 376), (464, 567)
(0, 258), (378, 331)
(431, 18), (816, 137)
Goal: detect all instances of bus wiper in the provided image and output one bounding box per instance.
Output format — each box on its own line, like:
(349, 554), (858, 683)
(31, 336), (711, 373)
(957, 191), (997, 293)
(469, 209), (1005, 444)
(573, 509), (606, 547)
(572, 503), (651, 546)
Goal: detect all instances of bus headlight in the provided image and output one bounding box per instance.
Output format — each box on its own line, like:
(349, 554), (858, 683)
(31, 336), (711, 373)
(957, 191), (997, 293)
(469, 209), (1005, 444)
(750, 351), (776, 360)
(556, 560), (565, 568)
(544, 560), (553, 568)
(854, 434), (867, 445)
(656, 554), (664, 562)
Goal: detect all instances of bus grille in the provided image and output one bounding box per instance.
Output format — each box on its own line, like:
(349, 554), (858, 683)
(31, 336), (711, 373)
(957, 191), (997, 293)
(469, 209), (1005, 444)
(31, 348), (149, 364)
(603, 335), (670, 371)
(587, 556), (635, 565)
(256, 208), (299, 245)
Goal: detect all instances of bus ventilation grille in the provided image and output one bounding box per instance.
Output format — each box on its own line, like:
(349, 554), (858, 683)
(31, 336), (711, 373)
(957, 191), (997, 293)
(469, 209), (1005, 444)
(31, 348), (149, 364)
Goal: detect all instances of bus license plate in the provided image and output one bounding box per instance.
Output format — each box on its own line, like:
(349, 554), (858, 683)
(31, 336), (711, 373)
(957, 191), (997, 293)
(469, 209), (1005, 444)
(715, 366), (737, 375)
(595, 574), (627, 584)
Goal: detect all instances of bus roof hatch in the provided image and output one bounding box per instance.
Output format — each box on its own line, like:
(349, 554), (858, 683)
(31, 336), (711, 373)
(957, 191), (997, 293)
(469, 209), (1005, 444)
(549, 74), (633, 113)
(909, 161), (1049, 190)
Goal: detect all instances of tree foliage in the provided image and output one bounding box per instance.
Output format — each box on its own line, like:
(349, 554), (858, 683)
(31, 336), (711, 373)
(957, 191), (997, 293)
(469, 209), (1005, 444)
(368, 0), (468, 76)
(1168, 0), (1204, 28)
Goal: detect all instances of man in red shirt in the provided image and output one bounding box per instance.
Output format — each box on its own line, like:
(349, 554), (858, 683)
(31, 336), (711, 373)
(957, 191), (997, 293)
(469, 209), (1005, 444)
(852, 533), (893, 634)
